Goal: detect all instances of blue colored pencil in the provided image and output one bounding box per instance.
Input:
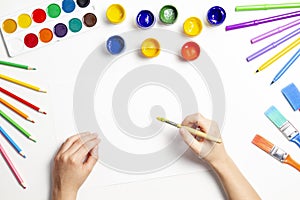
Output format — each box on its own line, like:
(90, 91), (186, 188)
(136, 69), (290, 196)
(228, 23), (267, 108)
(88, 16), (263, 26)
(0, 126), (26, 158)
(271, 48), (300, 85)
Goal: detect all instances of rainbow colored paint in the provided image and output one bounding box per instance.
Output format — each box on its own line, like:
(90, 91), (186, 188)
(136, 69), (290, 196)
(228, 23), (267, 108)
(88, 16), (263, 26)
(0, 0), (97, 57)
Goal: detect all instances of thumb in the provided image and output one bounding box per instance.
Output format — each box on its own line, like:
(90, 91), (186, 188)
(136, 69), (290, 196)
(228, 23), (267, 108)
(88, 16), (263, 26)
(179, 128), (202, 156)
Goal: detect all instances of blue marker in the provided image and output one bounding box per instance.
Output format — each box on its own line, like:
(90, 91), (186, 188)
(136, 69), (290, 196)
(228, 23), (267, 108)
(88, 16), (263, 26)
(271, 48), (300, 85)
(0, 126), (25, 158)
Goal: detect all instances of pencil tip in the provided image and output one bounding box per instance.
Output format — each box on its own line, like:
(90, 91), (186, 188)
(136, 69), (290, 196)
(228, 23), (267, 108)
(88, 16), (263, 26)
(21, 182), (26, 189)
(43, 112), (47, 115)
(27, 118), (35, 123)
(255, 70), (259, 73)
(40, 90), (47, 93)
(270, 81), (274, 85)
(20, 151), (26, 158)
(33, 68), (36, 70)
(29, 136), (37, 143)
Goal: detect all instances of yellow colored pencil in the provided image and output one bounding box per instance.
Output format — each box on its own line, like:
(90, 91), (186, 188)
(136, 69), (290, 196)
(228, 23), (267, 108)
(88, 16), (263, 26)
(256, 37), (300, 73)
(156, 117), (222, 143)
(0, 74), (46, 93)
(0, 97), (34, 123)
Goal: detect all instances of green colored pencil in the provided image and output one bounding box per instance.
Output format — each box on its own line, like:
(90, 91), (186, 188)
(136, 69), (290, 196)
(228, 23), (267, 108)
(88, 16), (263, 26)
(0, 60), (36, 70)
(0, 110), (36, 142)
(236, 3), (300, 11)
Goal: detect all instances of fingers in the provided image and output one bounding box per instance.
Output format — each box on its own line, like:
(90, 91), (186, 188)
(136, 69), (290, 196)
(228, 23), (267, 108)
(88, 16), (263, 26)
(179, 128), (202, 156)
(57, 132), (91, 155)
(73, 137), (100, 161)
(84, 145), (99, 171)
(62, 133), (98, 157)
(182, 113), (211, 132)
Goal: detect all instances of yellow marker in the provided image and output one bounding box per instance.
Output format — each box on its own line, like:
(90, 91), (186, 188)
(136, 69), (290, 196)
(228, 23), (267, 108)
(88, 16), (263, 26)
(106, 4), (126, 24)
(156, 117), (222, 143)
(17, 14), (32, 28)
(2, 19), (17, 33)
(183, 17), (203, 36)
(141, 38), (160, 58)
(256, 37), (300, 73)
(0, 74), (46, 93)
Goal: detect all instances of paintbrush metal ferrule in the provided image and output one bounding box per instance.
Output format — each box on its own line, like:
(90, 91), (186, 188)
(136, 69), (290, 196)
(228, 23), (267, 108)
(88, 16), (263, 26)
(280, 121), (299, 140)
(164, 120), (181, 128)
(270, 146), (288, 162)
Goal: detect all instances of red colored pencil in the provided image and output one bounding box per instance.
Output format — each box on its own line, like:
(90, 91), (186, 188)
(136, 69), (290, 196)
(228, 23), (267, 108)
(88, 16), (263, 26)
(0, 142), (26, 188)
(0, 87), (46, 114)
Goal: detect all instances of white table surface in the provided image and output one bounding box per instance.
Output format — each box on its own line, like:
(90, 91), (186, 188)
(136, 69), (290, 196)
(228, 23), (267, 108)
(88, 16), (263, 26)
(0, 0), (299, 199)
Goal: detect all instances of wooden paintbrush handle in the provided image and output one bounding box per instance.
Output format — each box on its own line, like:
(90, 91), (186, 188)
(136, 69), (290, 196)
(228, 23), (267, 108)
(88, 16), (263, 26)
(284, 155), (300, 172)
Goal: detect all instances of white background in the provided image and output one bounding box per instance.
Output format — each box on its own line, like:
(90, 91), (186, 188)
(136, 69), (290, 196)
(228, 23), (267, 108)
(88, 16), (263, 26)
(0, 0), (300, 199)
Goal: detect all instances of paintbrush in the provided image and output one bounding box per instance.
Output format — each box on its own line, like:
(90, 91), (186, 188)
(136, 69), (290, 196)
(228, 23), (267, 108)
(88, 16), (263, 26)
(281, 83), (300, 112)
(252, 134), (300, 172)
(156, 117), (222, 143)
(265, 106), (300, 148)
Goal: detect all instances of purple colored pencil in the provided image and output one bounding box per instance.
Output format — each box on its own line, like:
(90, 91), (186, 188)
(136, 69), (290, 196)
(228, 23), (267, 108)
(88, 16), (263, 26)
(247, 28), (300, 62)
(226, 10), (300, 31)
(251, 19), (300, 44)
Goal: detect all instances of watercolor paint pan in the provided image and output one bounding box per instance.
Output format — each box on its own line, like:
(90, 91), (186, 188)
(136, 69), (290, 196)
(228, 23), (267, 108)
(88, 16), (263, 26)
(0, 0), (97, 57)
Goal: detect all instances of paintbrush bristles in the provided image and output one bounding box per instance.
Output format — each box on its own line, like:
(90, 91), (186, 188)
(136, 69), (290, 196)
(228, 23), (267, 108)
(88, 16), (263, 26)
(156, 117), (166, 122)
(252, 134), (274, 153)
(265, 106), (287, 128)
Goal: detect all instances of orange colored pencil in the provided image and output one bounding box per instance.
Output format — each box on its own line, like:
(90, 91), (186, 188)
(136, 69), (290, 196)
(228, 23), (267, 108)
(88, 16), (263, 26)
(0, 97), (34, 123)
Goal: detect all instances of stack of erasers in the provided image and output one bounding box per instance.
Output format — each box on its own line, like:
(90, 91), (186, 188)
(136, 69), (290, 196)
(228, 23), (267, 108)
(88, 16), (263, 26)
(0, 0), (97, 57)
(0, 60), (47, 188)
(104, 4), (226, 61)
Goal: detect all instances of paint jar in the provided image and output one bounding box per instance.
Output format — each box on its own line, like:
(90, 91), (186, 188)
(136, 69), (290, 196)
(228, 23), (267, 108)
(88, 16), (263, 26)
(106, 4), (126, 24)
(159, 5), (178, 25)
(183, 17), (203, 36)
(207, 6), (226, 26)
(181, 41), (200, 61)
(106, 35), (125, 55)
(136, 10), (156, 29)
(141, 38), (160, 58)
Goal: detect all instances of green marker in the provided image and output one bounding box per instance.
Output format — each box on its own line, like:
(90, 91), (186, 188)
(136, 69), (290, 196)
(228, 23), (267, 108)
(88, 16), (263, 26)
(236, 2), (300, 11)
(0, 110), (36, 142)
(0, 60), (35, 70)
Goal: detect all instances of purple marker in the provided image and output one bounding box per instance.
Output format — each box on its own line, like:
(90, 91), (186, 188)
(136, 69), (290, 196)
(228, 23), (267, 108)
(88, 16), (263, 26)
(247, 28), (300, 62)
(226, 10), (300, 31)
(251, 19), (300, 44)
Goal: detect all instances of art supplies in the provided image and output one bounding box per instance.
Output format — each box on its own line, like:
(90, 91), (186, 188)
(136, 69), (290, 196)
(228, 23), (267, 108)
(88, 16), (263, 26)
(136, 10), (156, 29)
(0, 74), (46, 93)
(0, 60), (35, 70)
(0, 142), (26, 188)
(106, 4), (126, 24)
(251, 19), (300, 44)
(207, 6), (226, 26)
(183, 17), (203, 36)
(0, 126), (25, 158)
(236, 2), (300, 11)
(252, 134), (300, 172)
(265, 106), (300, 148)
(247, 28), (300, 62)
(0, 87), (46, 114)
(106, 35), (125, 55)
(181, 41), (200, 61)
(271, 48), (300, 85)
(282, 83), (300, 111)
(0, 110), (36, 142)
(159, 5), (178, 25)
(156, 117), (222, 143)
(0, 0), (98, 57)
(0, 97), (34, 123)
(255, 37), (300, 73)
(226, 10), (300, 31)
(141, 38), (160, 58)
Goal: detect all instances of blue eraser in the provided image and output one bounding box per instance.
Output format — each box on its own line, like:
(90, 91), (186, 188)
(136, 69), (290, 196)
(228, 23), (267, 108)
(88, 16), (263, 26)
(281, 83), (300, 111)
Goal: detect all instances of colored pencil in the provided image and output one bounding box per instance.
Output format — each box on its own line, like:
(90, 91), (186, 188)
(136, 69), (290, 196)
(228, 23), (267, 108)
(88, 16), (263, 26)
(271, 48), (300, 85)
(252, 134), (300, 172)
(236, 3), (300, 12)
(255, 37), (300, 73)
(0, 87), (46, 114)
(247, 28), (300, 62)
(226, 10), (300, 31)
(264, 106), (300, 148)
(0, 97), (34, 123)
(0, 126), (26, 158)
(0, 110), (36, 142)
(0, 60), (35, 70)
(0, 73), (46, 93)
(156, 117), (222, 143)
(251, 19), (300, 44)
(0, 142), (26, 188)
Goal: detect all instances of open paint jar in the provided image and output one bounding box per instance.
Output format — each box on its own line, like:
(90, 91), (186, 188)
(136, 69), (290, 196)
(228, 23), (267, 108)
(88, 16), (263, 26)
(159, 5), (178, 24)
(106, 35), (125, 55)
(106, 4), (126, 24)
(207, 6), (226, 26)
(136, 10), (156, 29)
(181, 41), (200, 61)
(183, 17), (203, 36)
(141, 38), (160, 58)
